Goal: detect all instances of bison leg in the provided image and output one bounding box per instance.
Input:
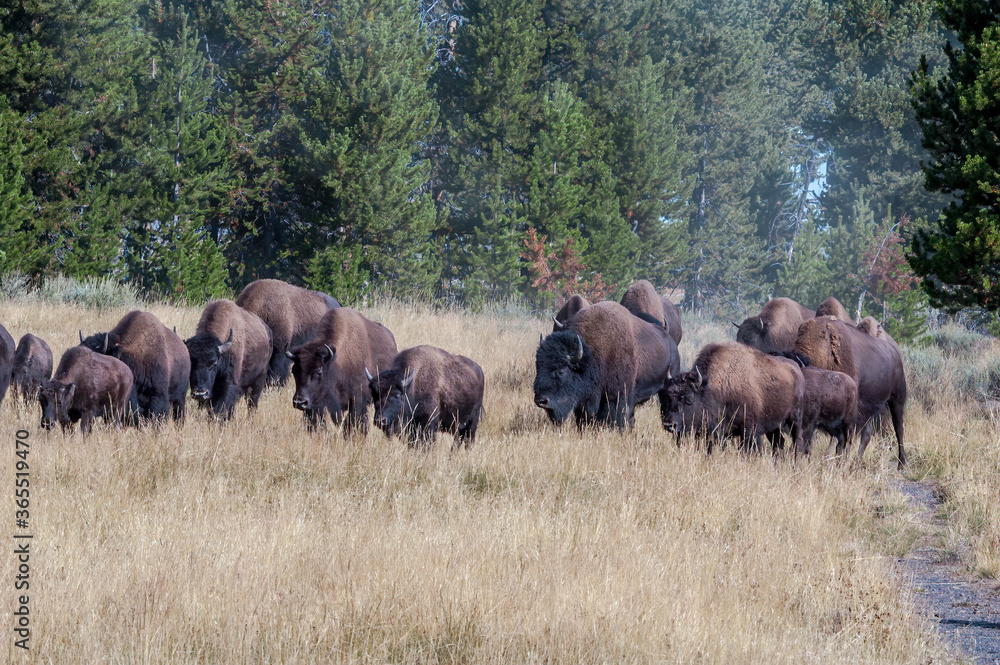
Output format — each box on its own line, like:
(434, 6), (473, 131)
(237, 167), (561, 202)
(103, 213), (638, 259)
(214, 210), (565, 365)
(212, 384), (239, 420)
(246, 374), (267, 413)
(79, 412), (94, 435)
(888, 396), (906, 470)
(456, 408), (481, 449)
(147, 390), (171, 423)
(854, 416), (875, 466)
(171, 398), (185, 426)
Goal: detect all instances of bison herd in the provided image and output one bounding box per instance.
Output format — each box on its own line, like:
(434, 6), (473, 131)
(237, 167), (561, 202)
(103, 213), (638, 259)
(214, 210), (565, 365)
(535, 288), (908, 469)
(0, 279), (907, 467)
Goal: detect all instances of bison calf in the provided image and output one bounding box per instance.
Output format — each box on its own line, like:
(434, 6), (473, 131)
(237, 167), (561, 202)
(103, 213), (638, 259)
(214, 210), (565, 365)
(11, 334), (53, 403)
(288, 307), (397, 435)
(800, 367), (858, 458)
(368, 345), (484, 448)
(39, 346), (135, 434)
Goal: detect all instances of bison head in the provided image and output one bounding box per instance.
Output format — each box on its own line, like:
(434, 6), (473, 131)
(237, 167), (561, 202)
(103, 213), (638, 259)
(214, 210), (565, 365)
(734, 316), (768, 350)
(533, 331), (599, 425)
(659, 367), (706, 434)
(79, 330), (121, 356)
(367, 366), (414, 437)
(288, 343), (342, 421)
(38, 381), (76, 430)
(185, 330), (233, 404)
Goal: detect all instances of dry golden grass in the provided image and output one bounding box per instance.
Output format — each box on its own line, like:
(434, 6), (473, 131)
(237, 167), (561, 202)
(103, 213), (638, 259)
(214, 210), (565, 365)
(0, 299), (962, 663)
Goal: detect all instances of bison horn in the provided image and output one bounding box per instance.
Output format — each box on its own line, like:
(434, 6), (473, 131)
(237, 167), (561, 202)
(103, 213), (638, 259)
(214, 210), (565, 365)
(285, 349), (296, 360)
(573, 335), (584, 362)
(323, 343), (335, 361)
(552, 316), (564, 329)
(539, 333), (544, 345)
(756, 317), (765, 333)
(79, 329), (85, 343)
(100, 333), (109, 354)
(731, 321), (740, 329)
(218, 329), (234, 355)
(365, 367), (374, 382)
(694, 366), (703, 386)
(401, 369), (416, 388)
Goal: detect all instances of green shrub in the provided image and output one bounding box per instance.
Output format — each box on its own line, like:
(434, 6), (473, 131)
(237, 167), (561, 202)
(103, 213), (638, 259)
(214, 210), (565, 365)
(38, 274), (142, 309)
(927, 323), (993, 357)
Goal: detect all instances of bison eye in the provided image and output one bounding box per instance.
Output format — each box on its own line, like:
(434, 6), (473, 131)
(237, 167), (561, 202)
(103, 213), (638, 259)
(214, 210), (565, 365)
(554, 367), (568, 379)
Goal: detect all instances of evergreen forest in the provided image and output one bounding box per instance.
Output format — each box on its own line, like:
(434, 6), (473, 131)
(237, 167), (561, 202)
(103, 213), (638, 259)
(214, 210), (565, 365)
(1, 0), (997, 337)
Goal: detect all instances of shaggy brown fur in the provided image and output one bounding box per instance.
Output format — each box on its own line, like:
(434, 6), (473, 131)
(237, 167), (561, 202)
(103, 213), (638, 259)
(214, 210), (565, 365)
(552, 294), (590, 331)
(369, 345), (484, 448)
(815, 296), (852, 321)
(735, 297), (815, 354)
(793, 317), (907, 468)
(857, 316), (886, 338)
(800, 367), (858, 457)
(535, 301), (678, 429)
(288, 307), (397, 435)
(0, 322), (14, 406)
(236, 279), (341, 385)
(80, 311), (190, 423)
(619, 280), (684, 345)
(12, 334), (53, 403)
(39, 346), (134, 434)
(660, 343), (805, 454)
(186, 300), (273, 419)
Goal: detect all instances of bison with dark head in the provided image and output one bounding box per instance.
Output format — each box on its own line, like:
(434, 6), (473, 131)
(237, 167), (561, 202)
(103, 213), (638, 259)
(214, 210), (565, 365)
(619, 279), (684, 345)
(80, 311), (190, 424)
(11, 334), (53, 403)
(660, 343), (805, 454)
(235, 279), (341, 386)
(735, 297), (815, 354)
(185, 300), (273, 419)
(287, 307), (397, 435)
(815, 296), (852, 321)
(0, 322), (14, 407)
(552, 294), (590, 332)
(39, 346), (135, 434)
(534, 301), (679, 430)
(367, 345), (484, 448)
(793, 317), (907, 467)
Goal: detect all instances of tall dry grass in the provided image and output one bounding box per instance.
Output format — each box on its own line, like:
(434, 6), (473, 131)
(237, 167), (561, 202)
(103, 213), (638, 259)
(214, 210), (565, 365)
(0, 298), (961, 663)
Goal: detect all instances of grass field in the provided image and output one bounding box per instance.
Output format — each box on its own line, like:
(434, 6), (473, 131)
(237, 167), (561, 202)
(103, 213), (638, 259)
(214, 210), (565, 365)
(2, 297), (993, 663)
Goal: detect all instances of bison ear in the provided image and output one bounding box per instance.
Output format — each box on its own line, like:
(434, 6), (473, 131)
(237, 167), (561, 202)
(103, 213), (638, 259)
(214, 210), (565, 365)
(401, 369), (416, 389)
(218, 329), (234, 354)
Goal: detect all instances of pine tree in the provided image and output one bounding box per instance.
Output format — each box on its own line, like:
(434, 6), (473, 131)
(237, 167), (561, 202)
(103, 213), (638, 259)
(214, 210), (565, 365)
(909, 2), (1000, 316)
(0, 109), (36, 272)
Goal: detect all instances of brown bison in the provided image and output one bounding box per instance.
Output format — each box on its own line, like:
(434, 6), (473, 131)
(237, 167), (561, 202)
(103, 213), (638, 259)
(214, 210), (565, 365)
(735, 297), (815, 354)
(0, 322), (14, 406)
(857, 316), (887, 338)
(287, 307), (397, 435)
(39, 346), (135, 434)
(534, 301), (680, 430)
(793, 317), (907, 468)
(11, 334), (53, 403)
(660, 343), (805, 453)
(235, 279), (341, 386)
(800, 367), (858, 457)
(367, 345), (484, 448)
(619, 279), (683, 345)
(815, 296), (852, 321)
(80, 311), (190, 424)
(552, 294), (591, 331)
(185, 300), (273, 419)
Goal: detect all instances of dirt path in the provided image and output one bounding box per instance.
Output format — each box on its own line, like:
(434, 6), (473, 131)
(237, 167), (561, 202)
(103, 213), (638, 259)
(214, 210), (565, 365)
(895, 479), (1000, 663)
